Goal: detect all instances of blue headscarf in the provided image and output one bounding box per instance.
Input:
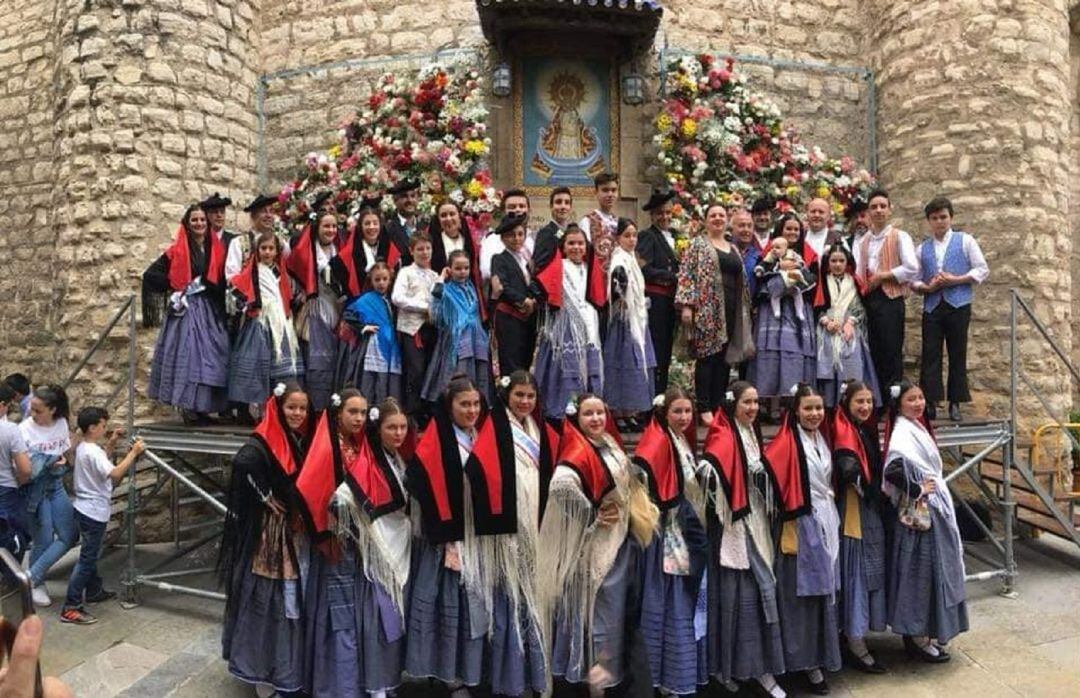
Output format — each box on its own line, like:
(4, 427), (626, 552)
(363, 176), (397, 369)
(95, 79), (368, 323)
(434, 279), (480, 367)
(345, 290), (400, 366)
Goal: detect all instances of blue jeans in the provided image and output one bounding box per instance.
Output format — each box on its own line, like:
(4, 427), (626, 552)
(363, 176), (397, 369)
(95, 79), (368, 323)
(28, 480), (77, 587)
(64, 510), (107, 609)
(0, 486), (30, 581)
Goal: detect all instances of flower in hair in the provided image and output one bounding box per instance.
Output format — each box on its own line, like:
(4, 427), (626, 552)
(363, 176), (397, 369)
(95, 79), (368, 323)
(839, 381), (849, 397)
(725, 390), (735, 403)
(368, 407), (380, 422)
(652, 394), (665, 408)
(273, 383), (287, 398)
(498, 376), (511, 389)
(889, 384), (901, 400)
(564, 397), (578, 417)
(789, 384), (799, 396)
(308, 210), (318, 222)
(331, 393), (342, 407)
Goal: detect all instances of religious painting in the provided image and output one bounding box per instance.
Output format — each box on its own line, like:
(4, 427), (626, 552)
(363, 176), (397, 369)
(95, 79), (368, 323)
(515, 57), (618, 192)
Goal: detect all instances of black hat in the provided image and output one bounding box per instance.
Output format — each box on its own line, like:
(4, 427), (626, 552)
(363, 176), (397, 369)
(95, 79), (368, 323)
(750, 197), (773, 214)
(243, 194), (278, 213)
(845, 197), (868, 219)
(494, 214), (528, 237)
(358, 195), (384, 211)
(388, 179), (420, 195)
(311, 189), (335, 210)
(200, 192), (232, 211)
(642, 189), (676, 212)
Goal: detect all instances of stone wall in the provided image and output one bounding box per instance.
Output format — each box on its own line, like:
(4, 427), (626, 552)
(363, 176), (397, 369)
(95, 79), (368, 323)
(866, 0), (1075, 423)
(0, 0), (59, 374)
(43, 0), (261, 415)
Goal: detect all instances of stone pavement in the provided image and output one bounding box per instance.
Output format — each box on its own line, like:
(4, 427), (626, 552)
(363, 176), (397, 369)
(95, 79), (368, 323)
(33, 536), (1080, 697)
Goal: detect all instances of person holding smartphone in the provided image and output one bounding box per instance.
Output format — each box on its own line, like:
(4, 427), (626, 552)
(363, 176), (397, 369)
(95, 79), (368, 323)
(59, 408), (145, 625)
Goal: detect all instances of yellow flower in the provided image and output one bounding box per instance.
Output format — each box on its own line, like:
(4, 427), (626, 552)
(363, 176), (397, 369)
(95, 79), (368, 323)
(656, 114), (673, 133)
(785, 185), (800, 198)
(463, 139), (487, 156)
(327, 145), (342, 159)
(465, 179), (484, 198)
(681, 118), (697, 138)
(815, 185), (831, 199)
(832, 202), (845, 216)
(677, 74), (697, 94)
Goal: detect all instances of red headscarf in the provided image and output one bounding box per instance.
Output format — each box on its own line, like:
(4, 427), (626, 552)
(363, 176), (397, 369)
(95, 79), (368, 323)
(252, 388), (306, 479)
(229, 253), (292, 318)
(701, 408), (751, 521)
(829, 406), (871, 483)
(556, 421), (615, 507)
(332, 228), (402, 300)
(633, 417), (684, 510)
(164, 224), (225, 291)
(762, 410), (812, 519)
(534, 249), (564, 309)
(295, 409), (346, 539)
(286, 222), (319, 298)
(342, 424), (407, 521)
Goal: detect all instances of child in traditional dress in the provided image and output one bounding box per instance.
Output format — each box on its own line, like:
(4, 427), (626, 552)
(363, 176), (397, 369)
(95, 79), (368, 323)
(763, 383), (842, 695)
(228, 232), (304, 417)
(884, 380), (969, 662)
(421, 250), (491, 405)
(219, 383), (310, 696)
(489, 214), (540, 375)
(538, 393), (659, 694)
(287, 211), (342, 412)
(815, 245), (881, 407)
(533, 225), (604, 419)
(391, 234), (439, 422)
(754, 235), (805, 284)
(700, 382), (786, 696)
(603, 218), (656, 430)
(302, 392), (413, 698)
(634, 387), (710, 696)
(335, 262), (403, 404)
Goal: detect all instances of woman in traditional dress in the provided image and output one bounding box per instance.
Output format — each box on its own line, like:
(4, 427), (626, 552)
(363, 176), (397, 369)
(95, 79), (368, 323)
(227, 232), (304, 417)
(751, 214), (818, 406)
(299, 391), (414, 697)
(219, 382), (310, 696)
(763, 383), (842, 695)
(814, 245), (881, 407)
(603, 218), (656, 429)
(334, 262), (403, 404)
(538, 393), (659, 694)
(533, 224), (604, 420)
(884, 379), (969, 661)
(830, 380), (889, 673)
(634, 387), (710, 695)
(420, 250), (491, 404)
(142, 204), (230, 422)
(287, 211), (342, 412)
(676, 202), (754, 424)
(699, 381), (786, 696)
(331, 202), (405, 304)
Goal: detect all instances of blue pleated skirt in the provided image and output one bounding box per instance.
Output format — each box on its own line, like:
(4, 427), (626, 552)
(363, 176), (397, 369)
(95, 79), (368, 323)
(714, 539), (786, 682)
(534, 335), (603, 420)
(774, 550), (842, 673)
(840, 496), (889, 638)
(148, 293), (229, 413)
(228, 318), (304, 405)
(602, 317), (656, 413)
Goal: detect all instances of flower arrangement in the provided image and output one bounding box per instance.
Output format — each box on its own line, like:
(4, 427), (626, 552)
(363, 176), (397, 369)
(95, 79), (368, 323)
(278, 63), (501, 234)
(655, 55), (875, 225)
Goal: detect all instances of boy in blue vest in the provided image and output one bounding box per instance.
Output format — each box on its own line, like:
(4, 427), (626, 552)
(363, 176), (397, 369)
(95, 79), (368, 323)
(914, 196), (989, 421)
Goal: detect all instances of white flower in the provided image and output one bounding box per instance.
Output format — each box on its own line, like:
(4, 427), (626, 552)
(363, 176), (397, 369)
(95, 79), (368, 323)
(789, 384), (799, 396)
(273, 383), (287, 397)
(890, 384), (902, 400)
(725, 390), (734, 403)
(498, 376), (511, 389)
(564, 399), (578, 417)
(331, 393), (342, 407)
(368, 407), (380, 422)
(652, 394), (665, 408)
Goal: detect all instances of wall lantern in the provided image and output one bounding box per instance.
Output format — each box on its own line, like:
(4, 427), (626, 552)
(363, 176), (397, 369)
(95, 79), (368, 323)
(622, 72), (645, 106)
(492, 62), (512, 97)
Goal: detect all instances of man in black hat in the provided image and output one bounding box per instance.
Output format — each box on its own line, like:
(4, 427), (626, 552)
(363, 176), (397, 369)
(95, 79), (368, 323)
(226, 194), (279, 279)
(385, 179), (420, 256)
(843, 196), (870, 252)
(200, 192), (234, 244)
(636, 189), (680, 393)
(750, 197), (774, 252)
(480, 189), (532, 281)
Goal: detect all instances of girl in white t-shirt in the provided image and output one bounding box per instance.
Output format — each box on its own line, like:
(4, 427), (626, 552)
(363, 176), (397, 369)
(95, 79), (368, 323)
(19, 384), (77, 607)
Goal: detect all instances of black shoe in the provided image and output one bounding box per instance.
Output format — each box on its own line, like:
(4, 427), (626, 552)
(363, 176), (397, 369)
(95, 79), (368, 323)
(84, 589), (118, 604)
(903, 635), (951, 663)
(948, 402), (962, 422)
(805, 675), (830, 695)
(843, 644), (887, 674)
(925, 403), (937, 421)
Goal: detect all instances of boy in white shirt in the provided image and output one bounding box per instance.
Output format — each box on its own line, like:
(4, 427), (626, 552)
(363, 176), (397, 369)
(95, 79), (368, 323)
(60, 407), (144, 625)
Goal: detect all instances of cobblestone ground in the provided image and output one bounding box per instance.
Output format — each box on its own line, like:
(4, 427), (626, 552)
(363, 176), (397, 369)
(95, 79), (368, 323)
(36, 536), (1080, 697)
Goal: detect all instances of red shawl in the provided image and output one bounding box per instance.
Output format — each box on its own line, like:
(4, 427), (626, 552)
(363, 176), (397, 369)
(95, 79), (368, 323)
(829, 407), (871, 483)
(164, 225), (225, 291)
(587, 245), (608, 308)
(285, 223), (319, 298)
(761, 411), (812, 519)
(535, 249), (564, 309)
(556, 422), (615, 507)
(229, 255), (292, 318)
(294, 410), (344, 539)
(332, 230), (402, 300)
(463, 404), (518, 535)
(633, 417), (683, 510)
(342, 425), (406, 521)
(812, 267), (866, 311)
(252, 390), (306, 479)
(701, 409), (751, 521)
